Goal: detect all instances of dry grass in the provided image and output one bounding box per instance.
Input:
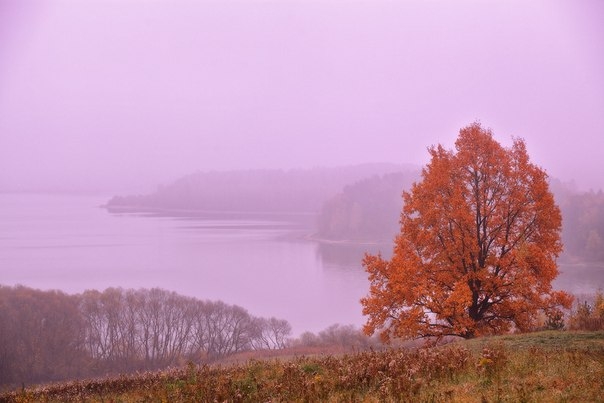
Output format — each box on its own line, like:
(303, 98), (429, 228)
(2, 331), (603, 403)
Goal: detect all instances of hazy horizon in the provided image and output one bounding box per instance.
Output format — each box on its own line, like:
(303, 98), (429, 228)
(1, 0), (603, 194)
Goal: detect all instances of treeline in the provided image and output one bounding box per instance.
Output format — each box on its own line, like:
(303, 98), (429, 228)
(317, 175), (604, 261)
(553, 182), (604, 262)
(317, 171), (418, 241)
(0, 286), (290, 388)
(105, 163), (415, 213)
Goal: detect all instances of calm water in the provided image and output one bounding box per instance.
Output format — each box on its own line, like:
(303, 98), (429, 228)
(1, 194), (603, 335)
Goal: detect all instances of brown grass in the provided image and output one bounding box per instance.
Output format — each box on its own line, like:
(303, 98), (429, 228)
(2, 330), (603, 403)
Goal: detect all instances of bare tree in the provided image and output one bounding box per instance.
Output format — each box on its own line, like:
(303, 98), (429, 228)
(0, 285), (291, 387)
(252, 317), (292, 350)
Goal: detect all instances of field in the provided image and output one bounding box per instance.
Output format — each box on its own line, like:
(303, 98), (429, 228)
(2, 331), (603, 402)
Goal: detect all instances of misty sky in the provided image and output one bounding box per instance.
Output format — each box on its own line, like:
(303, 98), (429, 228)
(1, 0), (603, 193)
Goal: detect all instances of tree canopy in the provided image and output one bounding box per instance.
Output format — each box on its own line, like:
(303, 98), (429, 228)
(361, 123), (572, 341)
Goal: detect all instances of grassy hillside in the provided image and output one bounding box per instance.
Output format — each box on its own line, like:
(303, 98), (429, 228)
(2, 331), (603, 402)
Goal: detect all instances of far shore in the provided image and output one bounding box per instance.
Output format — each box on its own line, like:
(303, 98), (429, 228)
(303, 232), (394, 246)
(102, 203), (395, 246)
(101, 203), (318, 218)
(100, 204), (604, 266)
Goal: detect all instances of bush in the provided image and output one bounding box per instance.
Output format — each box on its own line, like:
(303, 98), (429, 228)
(568, 291), (604, 330)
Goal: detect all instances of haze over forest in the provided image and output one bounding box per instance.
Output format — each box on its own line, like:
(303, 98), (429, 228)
(1, 0), (603, 194)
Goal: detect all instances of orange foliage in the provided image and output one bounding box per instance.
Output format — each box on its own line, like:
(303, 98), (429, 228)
(361, 123), (572, 340)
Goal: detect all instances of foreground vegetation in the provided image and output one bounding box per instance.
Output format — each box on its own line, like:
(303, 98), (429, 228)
(0, 286), (295, 385)
(2, 331), (603, 402)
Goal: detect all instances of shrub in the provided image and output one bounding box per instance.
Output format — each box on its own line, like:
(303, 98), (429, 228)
(568, 291), (604, 330)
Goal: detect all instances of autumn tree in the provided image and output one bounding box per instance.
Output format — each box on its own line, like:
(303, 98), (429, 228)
(361, 123), (572, 341)
(0, 286), (87, 385)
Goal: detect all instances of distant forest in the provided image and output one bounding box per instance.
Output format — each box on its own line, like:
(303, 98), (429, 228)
(316, 171), (417, 241)
(106, 165), (604, 262)
(317, 176), (604, 262)
(106, 163), (416, 213)
(551, 180), (604, 262)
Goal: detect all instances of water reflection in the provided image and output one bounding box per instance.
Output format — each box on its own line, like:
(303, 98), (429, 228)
(316, 239), (604, 297)
(315, 241), (392, 270)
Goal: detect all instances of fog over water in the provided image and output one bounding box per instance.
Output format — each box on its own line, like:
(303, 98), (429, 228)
(1, 0), (603, 193)
(2, 193), (602, 335)
(0, 194), (372, 334)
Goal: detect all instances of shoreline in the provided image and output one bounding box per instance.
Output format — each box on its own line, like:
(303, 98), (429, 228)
(101, 203), (318, 218)
(101, 204), (604, 264)
(303, 232), (394, 246)
(103, 203), (393, 246)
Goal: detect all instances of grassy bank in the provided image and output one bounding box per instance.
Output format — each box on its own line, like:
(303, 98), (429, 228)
(2, 331), (603, 402)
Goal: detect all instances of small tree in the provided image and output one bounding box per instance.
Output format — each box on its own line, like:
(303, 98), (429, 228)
(568, 291), (604, 331)
(361, 123), (572, 341)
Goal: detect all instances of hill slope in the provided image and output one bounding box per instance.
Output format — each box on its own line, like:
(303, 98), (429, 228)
(3, 331), (603, 402)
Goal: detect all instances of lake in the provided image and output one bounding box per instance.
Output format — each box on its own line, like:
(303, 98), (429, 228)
(1, 193), (603, 335)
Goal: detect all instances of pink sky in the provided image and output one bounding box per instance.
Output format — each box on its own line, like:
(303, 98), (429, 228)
(1, 0), (603, 193)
